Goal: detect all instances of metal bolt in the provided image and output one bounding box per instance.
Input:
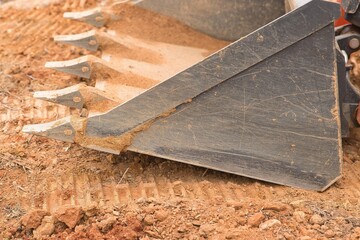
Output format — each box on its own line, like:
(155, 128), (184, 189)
(81, 66), (89, 73)
(95, 16), (104, 22)
(349, 38), (360, 49)
(64, 129), (73, 136)
(73, 96), (82, 103)
(89, 39), (97, 46)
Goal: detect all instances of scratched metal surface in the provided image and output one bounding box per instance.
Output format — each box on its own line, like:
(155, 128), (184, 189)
(136, 0), (285, 41)
(130, 23), (341, 191)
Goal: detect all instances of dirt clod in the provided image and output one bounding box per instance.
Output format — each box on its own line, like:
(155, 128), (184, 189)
(293, 211), (307, 223)
(54, 205), (83, 229)
(83, 203), (99, 217)
(299, 236), (311, 240)
(259, 219), (281, 230)
(143, 215), (155, 226)
(21, 209), (49, 230)
(74, 225), (86, 233)
(33, 215), (56, 239)
(199, 223), (215, 237)
(97, 215), (117, 233)
(309, 214), (324, 225)
(154, 209), (168, 222)
(289, 200), (306, 209)
(325, 229), (335, 238)
(263, 202), (288, 212)
(248, 212), (265, 227)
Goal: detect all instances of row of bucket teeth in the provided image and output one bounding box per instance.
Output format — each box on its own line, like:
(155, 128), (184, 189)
(22, 4), (125, 142)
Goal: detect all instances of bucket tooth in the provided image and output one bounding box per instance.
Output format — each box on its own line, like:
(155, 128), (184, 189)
(63, 8), (108, 27)
(22, 116), (77, 143)
(54, 30), (99, 51)
(45, 55), (122, 81)
(54, 30), (127, 51)
(45, 56), (92, 79)
(33, 83), (86, 109)
(33, 83), (122, 110)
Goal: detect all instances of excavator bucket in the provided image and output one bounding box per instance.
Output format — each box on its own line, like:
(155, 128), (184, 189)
(23, 0), (344, 191)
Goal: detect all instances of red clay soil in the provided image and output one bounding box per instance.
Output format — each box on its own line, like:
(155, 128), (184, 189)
(2, 1), (360, 240)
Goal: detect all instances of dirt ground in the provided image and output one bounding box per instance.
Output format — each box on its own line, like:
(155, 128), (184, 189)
(2, 1), (360, 240)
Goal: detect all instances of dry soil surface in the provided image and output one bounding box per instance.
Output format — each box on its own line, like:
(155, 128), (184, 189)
(2, 1), (360, 240)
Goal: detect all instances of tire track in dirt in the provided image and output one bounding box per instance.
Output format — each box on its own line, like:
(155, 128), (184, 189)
(344, 162), (360, 198)
(0, 98), (70, 133)
(18, 169), (360, 215)
(0, 7), (92, 133)
(21, 172), (272, 213)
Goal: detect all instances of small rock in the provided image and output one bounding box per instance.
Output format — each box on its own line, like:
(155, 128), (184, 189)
(97, 216), (117, 233)
(144, 230), (161, 238)
(136, 197), (147, 204)
(173, 180), (183, 186)
(112, 211), (120, 216)
(226, 201), (243, 210)
(3, 68), (12, 75)
(199, 223), (215, 237)
(54, 205), (83, 229)
(33, 216), (56, 239)
(309, 214), (324, 225)
(143, 215), (155, 226)
(325, 229), (335, 238)
(290, 200), (306, 208)
(11, 66), (21, 74)
(146, 197), (157, 203)
(277, 235), (286, 240)
(2, 231), (12, 239)
(21, 209), (50, 229)
(225, 229), (241, 239)
(263, 203), (288, 212)
(334, 216), (345, 225)
(293, 211), (306, 223)
(237, 217), (247, 225)
(311, 224), (320, 230)
(154, 209), (168, 222)
(24, 69), (34, 75)
(103, 206), (113, 214)
(192, 221), (201, 227)
(177, 226), (187, 233)
(334, 231), (343, 237)
(75, 225), (86, 233)
(320, 225), (329, 231)
(238, 210), (248, 217)
(259, 219), (281, 230)
(283, 232), (295, 240)
(248, 212), (265, 227)
(83, 203), (99, 217)
(7, 226), (18, 236)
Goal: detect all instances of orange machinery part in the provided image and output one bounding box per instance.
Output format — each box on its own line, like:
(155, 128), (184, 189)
(333, 0), (350, 27)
